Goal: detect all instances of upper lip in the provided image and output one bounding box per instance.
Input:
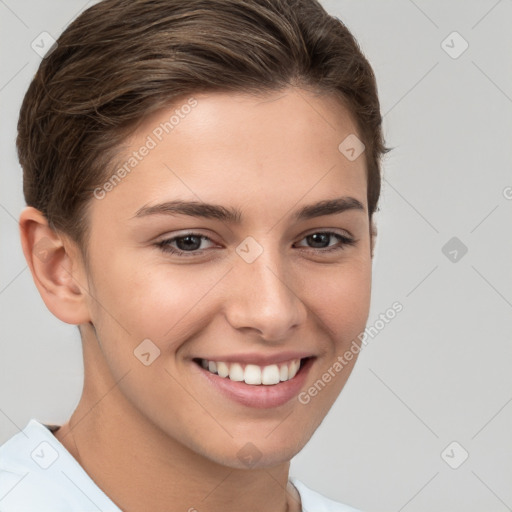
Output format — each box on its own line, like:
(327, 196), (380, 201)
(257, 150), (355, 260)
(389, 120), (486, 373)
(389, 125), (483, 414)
(193, 351), (315, 366)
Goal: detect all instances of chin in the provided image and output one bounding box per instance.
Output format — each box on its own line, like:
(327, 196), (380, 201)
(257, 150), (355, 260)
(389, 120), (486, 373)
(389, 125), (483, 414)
(198, 429), (311, 470)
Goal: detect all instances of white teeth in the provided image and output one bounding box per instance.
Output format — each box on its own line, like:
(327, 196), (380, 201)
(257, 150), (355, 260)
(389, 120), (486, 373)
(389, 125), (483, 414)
(229, 362), (244, 381)
(279, 364), (288, 382)
(288, 360), (300, 379)
(216, 361), (229, 378)
(262, 364), (280, 385)
(244, 364), (262, 385)
(199, 358), (303, 385)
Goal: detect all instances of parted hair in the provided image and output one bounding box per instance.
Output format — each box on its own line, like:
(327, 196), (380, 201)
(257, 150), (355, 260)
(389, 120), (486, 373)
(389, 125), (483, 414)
(17, 0), (389, 259)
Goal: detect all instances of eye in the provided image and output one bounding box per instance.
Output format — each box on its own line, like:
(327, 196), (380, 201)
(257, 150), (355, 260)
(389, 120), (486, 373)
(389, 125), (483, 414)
(155, 230), (356, 257)
(155, 233), (215, 257)
(294, 231), (356, 253)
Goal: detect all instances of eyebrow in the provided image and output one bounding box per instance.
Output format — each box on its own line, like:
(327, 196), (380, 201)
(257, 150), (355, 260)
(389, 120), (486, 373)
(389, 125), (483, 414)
(132, 196), (365, 223)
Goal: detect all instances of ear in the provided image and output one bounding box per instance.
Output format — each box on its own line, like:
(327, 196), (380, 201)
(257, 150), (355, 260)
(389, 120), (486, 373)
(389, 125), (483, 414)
(370, 219), (377, 259)
(19, 206), (92, 325)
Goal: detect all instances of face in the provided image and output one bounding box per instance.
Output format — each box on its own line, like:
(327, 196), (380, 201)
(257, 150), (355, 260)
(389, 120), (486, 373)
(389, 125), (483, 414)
(80, 87), (373, 469)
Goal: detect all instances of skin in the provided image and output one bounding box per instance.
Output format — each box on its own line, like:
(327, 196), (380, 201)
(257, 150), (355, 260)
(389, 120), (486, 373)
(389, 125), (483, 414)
(19, 87), (376, 512)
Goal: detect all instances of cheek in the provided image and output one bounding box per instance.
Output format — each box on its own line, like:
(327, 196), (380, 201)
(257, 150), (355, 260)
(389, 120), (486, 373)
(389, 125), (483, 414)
(306, 257), (372, 342)
(89, 254), (227, 348)
(87, 241), (371, 357)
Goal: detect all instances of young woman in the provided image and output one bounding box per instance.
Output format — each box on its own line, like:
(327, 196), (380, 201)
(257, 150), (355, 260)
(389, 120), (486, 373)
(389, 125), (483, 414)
(0, 0), (388, 510)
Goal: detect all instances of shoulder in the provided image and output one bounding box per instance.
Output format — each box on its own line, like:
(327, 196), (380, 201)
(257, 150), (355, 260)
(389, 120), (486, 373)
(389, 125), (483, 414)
(0, 419), (121, 512)
(290, 477), (364, 512)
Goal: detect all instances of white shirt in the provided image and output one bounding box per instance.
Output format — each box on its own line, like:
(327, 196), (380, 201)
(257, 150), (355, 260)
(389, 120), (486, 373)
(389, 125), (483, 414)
(0, 419), (362, 511)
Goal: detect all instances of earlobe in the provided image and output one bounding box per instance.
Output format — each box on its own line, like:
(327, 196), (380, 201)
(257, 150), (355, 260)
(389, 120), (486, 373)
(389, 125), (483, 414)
(18, 206), (92, 325)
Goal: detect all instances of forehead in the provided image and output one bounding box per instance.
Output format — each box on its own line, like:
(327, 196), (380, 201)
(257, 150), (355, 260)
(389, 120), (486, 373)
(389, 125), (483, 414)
(90, 88), (368, 225)
(129, 87), (362, 159)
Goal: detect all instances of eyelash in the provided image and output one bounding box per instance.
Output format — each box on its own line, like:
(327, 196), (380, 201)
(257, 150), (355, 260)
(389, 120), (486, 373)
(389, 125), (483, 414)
(155, 231), (356, 257)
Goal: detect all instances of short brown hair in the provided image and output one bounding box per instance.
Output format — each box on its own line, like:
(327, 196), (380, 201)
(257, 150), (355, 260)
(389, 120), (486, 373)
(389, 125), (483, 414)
(17, 0), (390, 260)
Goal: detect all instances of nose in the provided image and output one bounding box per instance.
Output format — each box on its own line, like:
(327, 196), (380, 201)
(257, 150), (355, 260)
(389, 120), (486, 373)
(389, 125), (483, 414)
(223, 242), (307, 342)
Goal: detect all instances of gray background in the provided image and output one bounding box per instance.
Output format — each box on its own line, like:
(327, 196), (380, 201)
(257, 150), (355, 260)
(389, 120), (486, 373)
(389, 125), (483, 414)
(1, 1), (511, 511)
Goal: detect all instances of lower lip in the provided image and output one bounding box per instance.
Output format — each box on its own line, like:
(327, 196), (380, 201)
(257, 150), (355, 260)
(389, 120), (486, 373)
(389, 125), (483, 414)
(195, 357), (315, 409)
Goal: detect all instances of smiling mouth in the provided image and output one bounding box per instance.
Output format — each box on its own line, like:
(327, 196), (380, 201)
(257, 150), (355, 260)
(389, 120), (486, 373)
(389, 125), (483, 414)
(193, 357), (312, 386)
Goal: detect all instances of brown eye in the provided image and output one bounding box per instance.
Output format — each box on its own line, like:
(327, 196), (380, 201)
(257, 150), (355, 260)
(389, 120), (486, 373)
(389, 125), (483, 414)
(295, 231), (356, 253)
(156, 233), (214, 256)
